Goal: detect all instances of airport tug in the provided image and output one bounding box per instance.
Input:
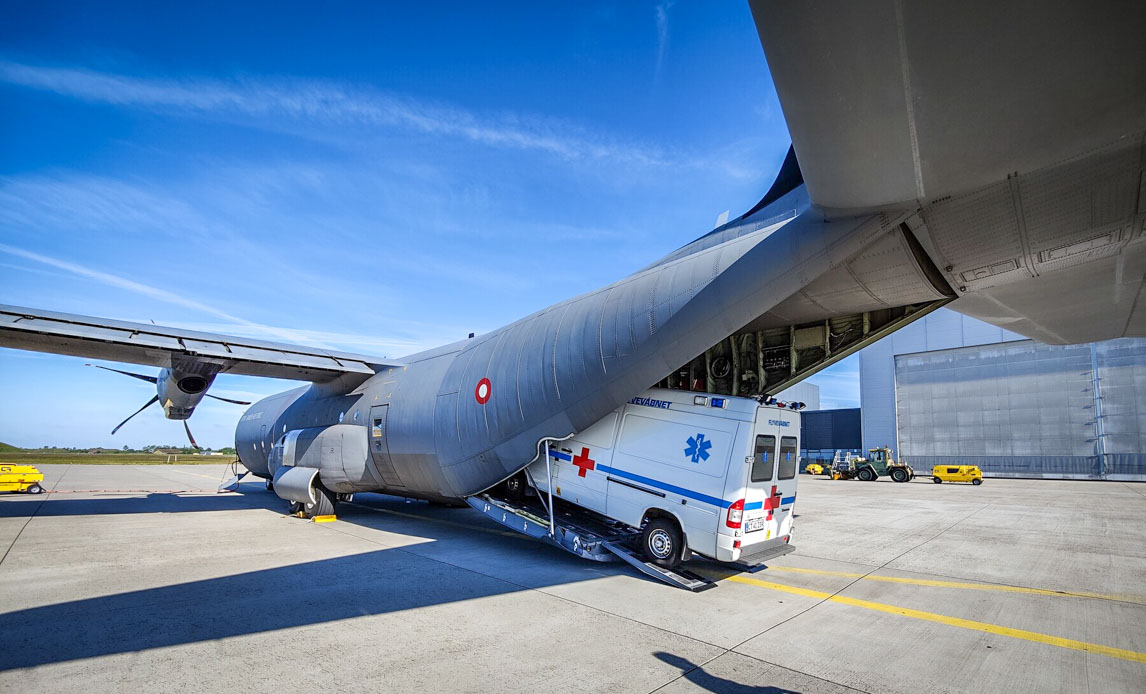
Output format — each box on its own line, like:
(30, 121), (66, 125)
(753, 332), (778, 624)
(0, 464), (45, 494)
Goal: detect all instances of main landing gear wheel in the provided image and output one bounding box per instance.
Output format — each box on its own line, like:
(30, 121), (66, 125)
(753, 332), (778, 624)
(502, 472), (526, 501)
(641, 518), (684, 570)
(890, 468), (909, 483)
(298, 484), (336, 519)
(857, 467), (876, 482)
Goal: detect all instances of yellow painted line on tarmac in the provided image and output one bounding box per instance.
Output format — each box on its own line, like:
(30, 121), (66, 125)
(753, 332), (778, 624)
(765, 566), (1144, 604)
(723, 574), (1146, 664)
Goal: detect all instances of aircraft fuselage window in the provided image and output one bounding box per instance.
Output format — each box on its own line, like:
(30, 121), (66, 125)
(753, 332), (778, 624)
(372, 419), (384, 438)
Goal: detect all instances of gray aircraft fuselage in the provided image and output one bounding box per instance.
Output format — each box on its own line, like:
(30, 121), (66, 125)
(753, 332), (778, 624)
(235, 181), (951, 501)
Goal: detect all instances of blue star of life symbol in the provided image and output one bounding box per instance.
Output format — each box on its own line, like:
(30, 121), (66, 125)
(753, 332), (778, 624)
(684, 433), (712, 463)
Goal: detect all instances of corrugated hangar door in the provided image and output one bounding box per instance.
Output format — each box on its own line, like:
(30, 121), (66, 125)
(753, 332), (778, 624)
(893, 340), (1098, 478)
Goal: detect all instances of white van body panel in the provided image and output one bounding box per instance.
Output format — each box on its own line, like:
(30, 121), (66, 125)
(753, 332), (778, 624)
(528, 388), (799, 563)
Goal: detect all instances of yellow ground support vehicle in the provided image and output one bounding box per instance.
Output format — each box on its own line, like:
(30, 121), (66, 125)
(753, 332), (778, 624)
(932, 465), (983, 485)
(0, 464), (45, 494)
(804, 462), (828, 475)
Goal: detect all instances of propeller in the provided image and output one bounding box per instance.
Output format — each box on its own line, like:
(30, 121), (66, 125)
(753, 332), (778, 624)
(111, 395), (160, 435)
(205, 393), (251, 406)
(183, 421), (199, 449)
(86, 364), (157, 383)
(108, 393), (201, 449)
(86, 363), (250, 450)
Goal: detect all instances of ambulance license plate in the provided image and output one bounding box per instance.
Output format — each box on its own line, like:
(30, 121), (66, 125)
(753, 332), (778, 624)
(745, 517), (766, 532)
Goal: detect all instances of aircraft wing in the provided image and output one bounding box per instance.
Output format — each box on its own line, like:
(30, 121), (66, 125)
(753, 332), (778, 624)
(749, 1), (1146, 344)
(0, 304), (399, 382)
(749, 1), (1146, 214)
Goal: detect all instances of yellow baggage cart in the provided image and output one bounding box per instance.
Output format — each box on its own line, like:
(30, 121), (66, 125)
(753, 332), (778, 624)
(931, 465), (983, 485)
(0, 464), (45, 494)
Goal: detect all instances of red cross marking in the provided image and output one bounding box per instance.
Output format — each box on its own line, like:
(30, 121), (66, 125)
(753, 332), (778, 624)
(762, 485), (782, 520)
(571, 447), (595, 477)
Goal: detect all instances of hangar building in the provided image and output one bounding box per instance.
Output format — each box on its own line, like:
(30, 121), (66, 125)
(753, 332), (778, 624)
(858, 308), (1146, 480)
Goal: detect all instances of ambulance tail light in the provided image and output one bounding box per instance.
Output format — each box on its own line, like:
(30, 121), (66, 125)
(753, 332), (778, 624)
(726, 499), (744, 529)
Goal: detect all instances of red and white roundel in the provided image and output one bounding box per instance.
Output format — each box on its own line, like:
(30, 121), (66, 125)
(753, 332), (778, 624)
(474, 378), (492, 404)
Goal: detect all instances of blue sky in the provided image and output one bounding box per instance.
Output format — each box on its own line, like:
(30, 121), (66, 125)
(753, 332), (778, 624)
(0, 2), (859, 449)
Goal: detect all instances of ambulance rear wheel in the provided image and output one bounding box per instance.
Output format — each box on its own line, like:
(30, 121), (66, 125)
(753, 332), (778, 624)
(642, 518), (683, 570)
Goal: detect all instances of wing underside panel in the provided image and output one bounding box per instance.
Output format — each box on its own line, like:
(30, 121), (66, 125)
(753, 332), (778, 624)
(0, 305), (395, 382)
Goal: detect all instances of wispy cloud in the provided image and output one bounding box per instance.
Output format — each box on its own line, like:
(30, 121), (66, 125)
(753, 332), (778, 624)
(0, 60), (672, 168)
(0, 243), (256, 325)
(0, 243), (397, 352)
(0, 243), (470, 357)
(654, 1), (676, 83)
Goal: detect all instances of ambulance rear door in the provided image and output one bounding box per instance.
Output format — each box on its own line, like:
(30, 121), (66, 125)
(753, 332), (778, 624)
(740, 410), (798, 548)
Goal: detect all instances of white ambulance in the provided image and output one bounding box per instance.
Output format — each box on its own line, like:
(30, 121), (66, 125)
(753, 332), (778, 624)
(525, 388), (799, 570)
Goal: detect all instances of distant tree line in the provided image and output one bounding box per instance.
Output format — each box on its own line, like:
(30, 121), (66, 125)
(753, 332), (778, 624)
(22, 444), (237, 455)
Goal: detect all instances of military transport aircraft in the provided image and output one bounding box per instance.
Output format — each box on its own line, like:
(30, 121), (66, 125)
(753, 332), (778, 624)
(3, 1), (1145, 518)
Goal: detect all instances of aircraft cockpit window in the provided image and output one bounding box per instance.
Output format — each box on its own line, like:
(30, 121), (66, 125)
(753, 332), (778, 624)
(372, 419), (384, 438)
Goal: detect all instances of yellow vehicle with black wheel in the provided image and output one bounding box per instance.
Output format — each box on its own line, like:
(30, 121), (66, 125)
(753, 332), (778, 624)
(0, 464), (45, 494)
(932, 465), (983, 485)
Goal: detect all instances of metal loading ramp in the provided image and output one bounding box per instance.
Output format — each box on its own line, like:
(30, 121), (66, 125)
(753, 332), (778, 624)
(465, 493), (716, 592)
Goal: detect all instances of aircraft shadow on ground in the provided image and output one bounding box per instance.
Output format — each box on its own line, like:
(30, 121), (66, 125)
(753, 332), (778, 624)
(0, 491), (282, 517)
(654, 653), (803, 694)
(0, 485), (617, 670)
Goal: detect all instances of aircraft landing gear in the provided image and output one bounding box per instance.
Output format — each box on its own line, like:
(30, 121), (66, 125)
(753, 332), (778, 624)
(293, 483), (336, 519)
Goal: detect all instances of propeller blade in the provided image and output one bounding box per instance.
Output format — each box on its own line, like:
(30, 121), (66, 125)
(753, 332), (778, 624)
(86, 364), (158, 384)
(205, 393), (252, 406)
(111, 396), (159, 435)
(183, 420), (200, 450)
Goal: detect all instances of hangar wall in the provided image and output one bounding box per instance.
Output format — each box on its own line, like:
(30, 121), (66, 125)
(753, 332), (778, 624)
(774, 381), (820, 411)
(860, 308), (1146, 480)
(800, 408), (862, 465)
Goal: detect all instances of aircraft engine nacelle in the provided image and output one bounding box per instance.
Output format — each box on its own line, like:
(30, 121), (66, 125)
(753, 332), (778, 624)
(155, 364), (218, 420)
(267, 424), (374, 497)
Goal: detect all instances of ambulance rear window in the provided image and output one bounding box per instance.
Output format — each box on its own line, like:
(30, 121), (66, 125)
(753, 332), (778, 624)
(778, 436), (798, 479)
(751, 435), (775, 482)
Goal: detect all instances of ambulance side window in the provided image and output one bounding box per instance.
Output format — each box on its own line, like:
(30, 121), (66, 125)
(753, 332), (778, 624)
(751, 435), (775, 482)
(778, 436), (798, 479)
